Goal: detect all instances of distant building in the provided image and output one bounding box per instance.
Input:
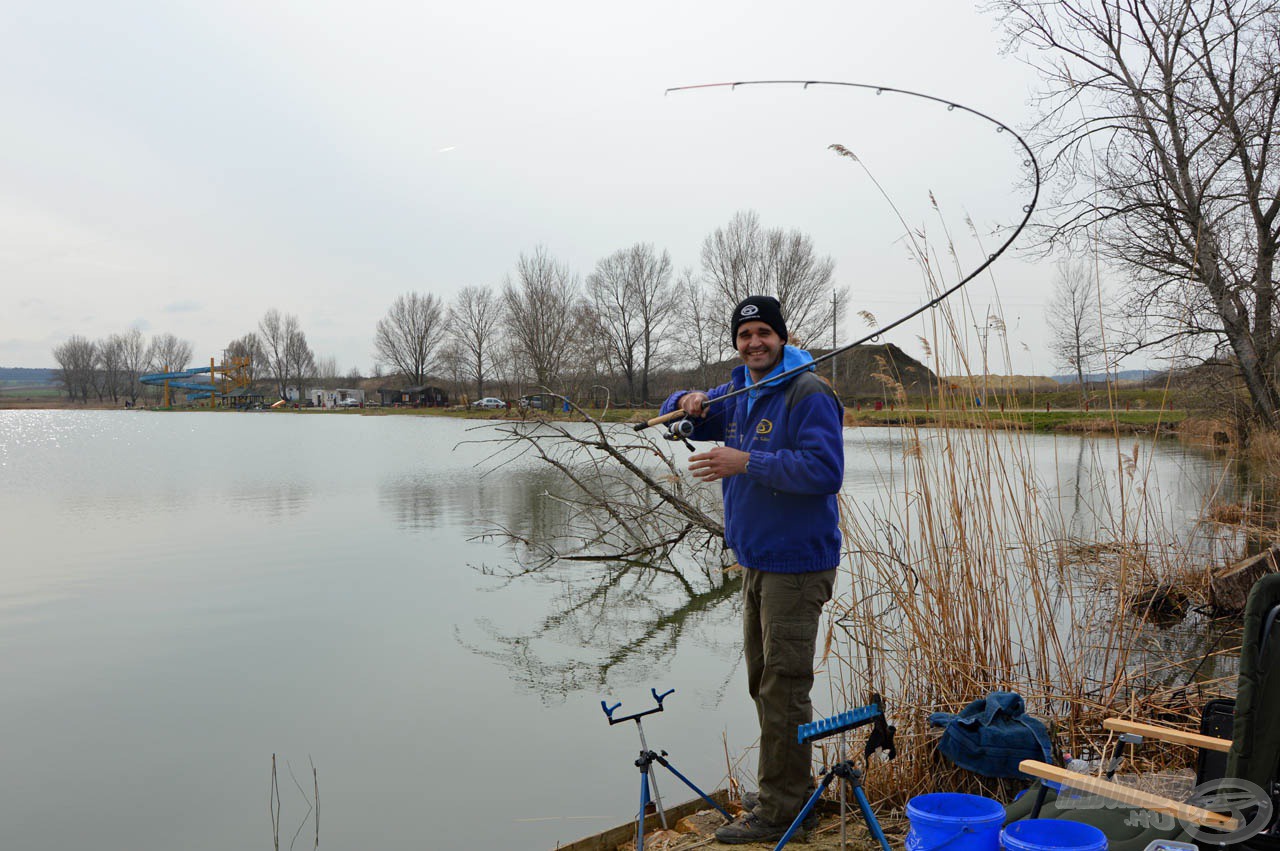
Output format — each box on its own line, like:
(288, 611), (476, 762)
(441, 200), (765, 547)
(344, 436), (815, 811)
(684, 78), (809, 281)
(378, 385), (449, 407)
(223, 387), (268, 408)
(308, 388), (366, 407)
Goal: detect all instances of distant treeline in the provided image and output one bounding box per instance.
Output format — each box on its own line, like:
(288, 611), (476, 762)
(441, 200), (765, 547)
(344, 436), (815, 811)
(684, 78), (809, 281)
(0, 367), (57, 384)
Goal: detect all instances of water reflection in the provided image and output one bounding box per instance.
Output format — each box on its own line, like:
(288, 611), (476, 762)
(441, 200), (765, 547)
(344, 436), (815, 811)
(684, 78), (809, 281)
(378, 467), (571, 533)
(462, 561), (742, 702)
(226, 481), (313, 519)
(466, 426), (1247, 713)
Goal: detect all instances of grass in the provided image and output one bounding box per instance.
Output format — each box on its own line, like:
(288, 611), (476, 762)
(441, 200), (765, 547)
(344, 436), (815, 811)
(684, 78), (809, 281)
(845, 407), (1185, 434)
(0, 385), (62, 399)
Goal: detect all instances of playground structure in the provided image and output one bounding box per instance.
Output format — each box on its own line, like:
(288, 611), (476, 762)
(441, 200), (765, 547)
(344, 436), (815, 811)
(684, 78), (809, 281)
(140, 355), (254, 408)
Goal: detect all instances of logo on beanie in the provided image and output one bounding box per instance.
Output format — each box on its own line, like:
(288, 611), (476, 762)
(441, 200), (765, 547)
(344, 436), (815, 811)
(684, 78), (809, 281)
(741, 304), (759, 317)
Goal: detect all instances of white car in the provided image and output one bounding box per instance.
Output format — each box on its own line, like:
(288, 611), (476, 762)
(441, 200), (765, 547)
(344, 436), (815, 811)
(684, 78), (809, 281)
(472, 397), (506, 409)
(337, 398), (362, 408)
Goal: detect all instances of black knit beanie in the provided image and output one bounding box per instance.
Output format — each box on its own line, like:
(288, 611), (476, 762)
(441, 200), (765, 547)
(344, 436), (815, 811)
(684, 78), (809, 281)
(730, 295), (788, 343)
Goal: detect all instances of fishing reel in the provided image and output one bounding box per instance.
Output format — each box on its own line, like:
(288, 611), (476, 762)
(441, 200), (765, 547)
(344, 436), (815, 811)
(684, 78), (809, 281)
(665, 418), (694, 440)
(653, 416), (695, 452)
(663, 417), (696, 451)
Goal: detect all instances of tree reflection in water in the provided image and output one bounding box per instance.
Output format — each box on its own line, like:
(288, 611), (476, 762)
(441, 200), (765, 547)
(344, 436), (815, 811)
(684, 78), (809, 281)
(463, 563), (742, 701)
(456, 414), (743, 701)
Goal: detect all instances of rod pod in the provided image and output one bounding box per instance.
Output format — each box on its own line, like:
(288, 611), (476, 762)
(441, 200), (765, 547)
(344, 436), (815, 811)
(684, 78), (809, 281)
(601, 688), (731, 850)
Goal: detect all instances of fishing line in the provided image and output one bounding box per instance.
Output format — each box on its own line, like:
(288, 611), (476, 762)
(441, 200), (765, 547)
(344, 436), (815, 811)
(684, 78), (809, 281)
(637, 79), (1040, 431)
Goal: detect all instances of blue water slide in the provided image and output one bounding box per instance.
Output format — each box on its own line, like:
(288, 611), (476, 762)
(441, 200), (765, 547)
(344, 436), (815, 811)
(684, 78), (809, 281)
(140, 367), (220, 400)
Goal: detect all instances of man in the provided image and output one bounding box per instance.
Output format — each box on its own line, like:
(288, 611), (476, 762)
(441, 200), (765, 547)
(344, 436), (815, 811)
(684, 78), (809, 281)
(660, 295), (844, 844)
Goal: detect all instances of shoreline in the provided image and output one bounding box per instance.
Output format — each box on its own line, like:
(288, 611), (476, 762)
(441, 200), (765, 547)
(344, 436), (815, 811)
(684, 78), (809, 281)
(2, 399), (1192, 436)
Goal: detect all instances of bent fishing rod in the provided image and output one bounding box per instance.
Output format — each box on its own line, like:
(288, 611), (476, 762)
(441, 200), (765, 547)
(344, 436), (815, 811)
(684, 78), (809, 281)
(635, 79), (1040, 432)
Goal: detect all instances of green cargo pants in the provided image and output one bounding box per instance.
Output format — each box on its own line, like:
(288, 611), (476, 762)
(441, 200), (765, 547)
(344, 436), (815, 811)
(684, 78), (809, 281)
(742, 566), (836, 825)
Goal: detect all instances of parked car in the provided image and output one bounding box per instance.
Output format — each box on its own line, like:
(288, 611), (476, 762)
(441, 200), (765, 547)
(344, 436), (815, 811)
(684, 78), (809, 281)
(518, 395), (548, 409)
(472, 397), (506, 409)
(337, 398), (361, 408)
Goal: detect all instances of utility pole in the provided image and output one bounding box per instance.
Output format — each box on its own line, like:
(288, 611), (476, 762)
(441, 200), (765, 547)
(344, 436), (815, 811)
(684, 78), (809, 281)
(831, 289), (839, 390)
(974, 314), (994, 408)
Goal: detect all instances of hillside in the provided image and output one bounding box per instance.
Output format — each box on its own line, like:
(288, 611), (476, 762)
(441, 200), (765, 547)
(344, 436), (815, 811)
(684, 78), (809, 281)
(0, 367), (57, 384)
(666, 343), (938, 402)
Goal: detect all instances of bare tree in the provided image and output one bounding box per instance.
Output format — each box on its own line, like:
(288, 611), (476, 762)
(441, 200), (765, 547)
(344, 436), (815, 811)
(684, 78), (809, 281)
(586, 250), (643, 401)
(700, 210), (847, 345)
(562, 300), (614, 404)
(436, 341), (469, 400)
(628, 244), (676, 402)
(503, 247), (579, 387)
(489, 337), (525, 400)
(315, 355), (340, 384)
(285, 326), (316, 393)
(225, 333), (264, 384)
(52, 336), (96, 402)
(120, 328), (147, 405)
(1046, 260), (1105, 405)
(448, 285), (502, 400)
(702, 211), (770, 313)
(258, 309), (304, 400)
(258, 309), (286, 398)
(993, 0), (1280, 428)
(766, 229), (846, 347)
(95, 334), (127, 403)
(145, 333), (193, 375)
(586, 243), (677, 403)
(374, 292), (447, 386)
(681, 271), (722, 389)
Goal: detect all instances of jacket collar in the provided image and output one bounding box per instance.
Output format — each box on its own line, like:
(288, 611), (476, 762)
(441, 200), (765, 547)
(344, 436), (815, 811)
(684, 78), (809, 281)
(731, 345), (816, 394)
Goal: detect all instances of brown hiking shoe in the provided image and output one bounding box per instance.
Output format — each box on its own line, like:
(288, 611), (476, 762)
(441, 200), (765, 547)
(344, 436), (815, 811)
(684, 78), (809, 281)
(715, 812), (801, 845)
(741, 791), (820, 830)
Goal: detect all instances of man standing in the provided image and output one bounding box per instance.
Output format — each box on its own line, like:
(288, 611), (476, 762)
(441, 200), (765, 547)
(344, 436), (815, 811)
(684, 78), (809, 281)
(660, 295), (844, 844)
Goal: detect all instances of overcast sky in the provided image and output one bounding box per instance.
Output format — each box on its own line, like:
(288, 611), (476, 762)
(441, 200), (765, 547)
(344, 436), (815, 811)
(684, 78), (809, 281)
(2, 0), (1088, 376)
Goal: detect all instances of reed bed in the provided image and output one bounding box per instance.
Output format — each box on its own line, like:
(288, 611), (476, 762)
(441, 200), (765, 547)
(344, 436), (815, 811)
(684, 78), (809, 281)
(815, 277), (1245, 813)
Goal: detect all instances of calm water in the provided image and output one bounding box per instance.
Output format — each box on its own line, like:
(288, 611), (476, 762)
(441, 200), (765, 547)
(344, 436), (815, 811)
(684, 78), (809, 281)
(0, 411), (1230, 850)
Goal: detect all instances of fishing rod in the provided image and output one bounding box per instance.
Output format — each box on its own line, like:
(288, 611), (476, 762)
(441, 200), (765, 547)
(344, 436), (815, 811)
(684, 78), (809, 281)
(635, 79), (1040, 433)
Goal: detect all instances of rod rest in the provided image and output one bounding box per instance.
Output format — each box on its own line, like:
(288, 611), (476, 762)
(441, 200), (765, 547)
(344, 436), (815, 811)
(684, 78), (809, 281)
(798, 704), (882, 743)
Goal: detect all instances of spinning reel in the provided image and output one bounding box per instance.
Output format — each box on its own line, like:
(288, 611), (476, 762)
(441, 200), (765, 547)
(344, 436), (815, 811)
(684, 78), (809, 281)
(663, 417), (695, 450)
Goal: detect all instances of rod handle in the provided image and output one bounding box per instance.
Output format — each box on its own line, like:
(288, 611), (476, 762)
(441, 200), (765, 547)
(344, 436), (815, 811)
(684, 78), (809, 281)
(634, 409), (687, 431)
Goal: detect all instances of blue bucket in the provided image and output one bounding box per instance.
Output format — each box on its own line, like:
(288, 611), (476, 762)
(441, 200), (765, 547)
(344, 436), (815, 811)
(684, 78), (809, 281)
(906, 793), (1006, 851)
(1001, 819), (1108, 851)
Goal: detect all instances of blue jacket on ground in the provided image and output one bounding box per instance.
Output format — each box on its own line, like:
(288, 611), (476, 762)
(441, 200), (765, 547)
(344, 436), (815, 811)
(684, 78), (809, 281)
(660, 345), (844, 573)
(927, 691), (1055, 779)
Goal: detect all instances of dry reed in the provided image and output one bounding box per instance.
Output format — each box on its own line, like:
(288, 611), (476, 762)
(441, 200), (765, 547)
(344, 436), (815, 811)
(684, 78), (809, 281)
(814, 213), (1246, 814)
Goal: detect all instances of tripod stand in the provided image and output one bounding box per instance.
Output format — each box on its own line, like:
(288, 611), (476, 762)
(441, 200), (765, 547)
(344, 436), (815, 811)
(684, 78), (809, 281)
(773, 760), (891, 851)
(772, 700), (897, 851)
(601, 688), (732, 851)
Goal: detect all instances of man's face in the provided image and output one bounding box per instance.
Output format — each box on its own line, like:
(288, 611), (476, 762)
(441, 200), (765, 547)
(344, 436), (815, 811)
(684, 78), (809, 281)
(736, 320), (783, 374)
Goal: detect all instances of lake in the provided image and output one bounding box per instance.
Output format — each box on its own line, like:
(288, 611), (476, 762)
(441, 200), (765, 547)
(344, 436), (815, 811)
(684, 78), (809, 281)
(0, 410), (1231, 850)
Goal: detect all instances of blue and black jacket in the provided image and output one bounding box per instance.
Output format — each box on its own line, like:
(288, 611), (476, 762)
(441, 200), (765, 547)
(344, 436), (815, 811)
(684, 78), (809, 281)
(660, 345), (844, 574)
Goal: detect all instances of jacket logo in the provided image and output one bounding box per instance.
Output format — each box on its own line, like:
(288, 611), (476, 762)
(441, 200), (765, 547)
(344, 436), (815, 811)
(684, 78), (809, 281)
(756, 419), (773, 435)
